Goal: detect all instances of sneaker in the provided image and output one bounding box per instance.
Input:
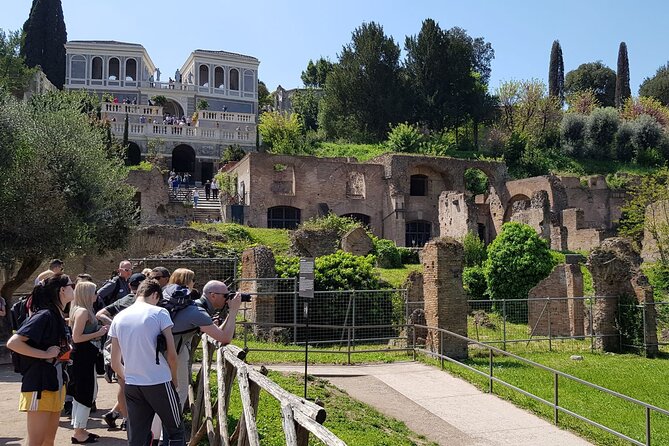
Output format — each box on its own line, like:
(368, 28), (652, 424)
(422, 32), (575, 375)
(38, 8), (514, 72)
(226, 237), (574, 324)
(62, 400), (72, 417)
(90, 401), (97, 413)
(120, 419), (127, 431)
(103, 411), (118, 429)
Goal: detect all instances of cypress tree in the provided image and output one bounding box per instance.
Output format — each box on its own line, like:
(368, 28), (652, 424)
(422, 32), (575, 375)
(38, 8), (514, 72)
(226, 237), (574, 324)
(122, 113), (129, 148)
(615, 42), (631, 108)
(548, 40), (564, 103)
(21, 0), (67, 89)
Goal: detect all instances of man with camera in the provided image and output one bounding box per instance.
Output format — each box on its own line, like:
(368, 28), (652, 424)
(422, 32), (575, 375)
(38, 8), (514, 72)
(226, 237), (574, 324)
(169, 280), (242, 415)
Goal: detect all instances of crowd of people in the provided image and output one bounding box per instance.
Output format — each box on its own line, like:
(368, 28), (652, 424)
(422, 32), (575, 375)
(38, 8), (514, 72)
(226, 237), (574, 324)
(7, 259), (242, 446)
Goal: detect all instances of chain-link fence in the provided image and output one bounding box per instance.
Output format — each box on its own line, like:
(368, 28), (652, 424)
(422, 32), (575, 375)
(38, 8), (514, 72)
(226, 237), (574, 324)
(655, 301), (669, 353)
(130, 257), (237, 290)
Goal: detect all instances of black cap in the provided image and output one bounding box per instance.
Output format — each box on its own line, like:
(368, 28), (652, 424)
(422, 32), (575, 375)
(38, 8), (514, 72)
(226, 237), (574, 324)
(129, 273), (147, 288)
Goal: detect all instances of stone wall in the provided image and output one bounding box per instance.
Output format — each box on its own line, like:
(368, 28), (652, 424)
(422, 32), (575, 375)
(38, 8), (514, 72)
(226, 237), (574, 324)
(422, 237), (468, 359)
(641, 199), (669, 262)
(438, 192), (478, 240)
(528, 260), (584, 337)
(562, 208), (605, 252)
(127, 167), (194, 224)
(240, 246), (277, 338)
(509, 191), (551, 241)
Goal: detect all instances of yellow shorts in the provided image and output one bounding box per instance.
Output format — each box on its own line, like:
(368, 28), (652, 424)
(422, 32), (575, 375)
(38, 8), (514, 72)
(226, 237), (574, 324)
(18, 386), (66, 412)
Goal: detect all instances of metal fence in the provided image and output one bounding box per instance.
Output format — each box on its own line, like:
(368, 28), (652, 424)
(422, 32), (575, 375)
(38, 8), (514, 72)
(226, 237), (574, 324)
(654, 301), (669, 353)
(130, 257), (237, 290)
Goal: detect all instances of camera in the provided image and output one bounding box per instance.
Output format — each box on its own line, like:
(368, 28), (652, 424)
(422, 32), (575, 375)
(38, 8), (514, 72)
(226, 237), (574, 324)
(241, 293), (252, 302)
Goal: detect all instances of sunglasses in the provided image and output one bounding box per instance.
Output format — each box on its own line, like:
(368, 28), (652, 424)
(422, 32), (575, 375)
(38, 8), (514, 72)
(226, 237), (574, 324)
(66, 283), (75, 290)
(121, 268), (132, 272)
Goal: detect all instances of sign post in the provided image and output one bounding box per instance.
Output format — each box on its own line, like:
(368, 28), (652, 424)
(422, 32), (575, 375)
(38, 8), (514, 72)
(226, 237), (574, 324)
(299, 257), (315, 399)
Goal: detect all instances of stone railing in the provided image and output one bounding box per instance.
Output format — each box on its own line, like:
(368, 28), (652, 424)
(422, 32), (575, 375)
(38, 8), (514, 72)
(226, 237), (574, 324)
(111, 123), (255, 143)
(102, 102), (163, 116)
(197, 110), (256, 124)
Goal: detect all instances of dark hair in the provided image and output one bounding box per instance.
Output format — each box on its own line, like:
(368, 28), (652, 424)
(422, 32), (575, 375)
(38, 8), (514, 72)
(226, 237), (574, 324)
(150, 266), (171, 279)
(136, 279), (162, 299)
(30, 273), (71, 314)
(76, 273), (93, 283)
(49, 259), (64, 268)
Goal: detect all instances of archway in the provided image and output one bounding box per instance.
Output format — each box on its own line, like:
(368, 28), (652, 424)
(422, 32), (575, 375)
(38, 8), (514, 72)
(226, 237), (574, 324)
(163, 99), (184, 118)
(342, 213), (371, 227)
(503, 194), (532, 223)
(126, 142), (142, 166)
(172, 144), (196, 175)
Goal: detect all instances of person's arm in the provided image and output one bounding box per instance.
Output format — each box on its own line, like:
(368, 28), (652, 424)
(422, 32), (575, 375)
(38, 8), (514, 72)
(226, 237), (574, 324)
(110, 336), (125, 382)
(7, 334), (60, 359)
(96, 280), (115, 302)
(162, 326), (178, 387)
(96, 308), (114, 326)
(200, 293), (241, 345)
(72, 309), (108, 343)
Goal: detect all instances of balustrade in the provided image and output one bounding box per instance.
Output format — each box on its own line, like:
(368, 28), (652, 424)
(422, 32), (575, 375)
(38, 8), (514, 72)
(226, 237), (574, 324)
(103, 102), (163, 116)
(109, 122), (255, 143)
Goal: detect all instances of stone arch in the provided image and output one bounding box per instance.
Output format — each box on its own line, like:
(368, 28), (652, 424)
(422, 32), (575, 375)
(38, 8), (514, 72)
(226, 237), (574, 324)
(230, 68), (240, 90)
(267, 206), (301, 229)
(214, 66), (225, 89)
(163, 99), (185, 118)
(171, 144), (196, 174)
(91, 57), (103, 80)
(342, 213), (371, 227)
(126, 142), (142, 166)
(125, 58), (137, 81)
(409, 165), (453, 196)
(199, 64), (209, 87)
(108, 57), (120, 80)
(463, 167), (491, 196)
(503, 193), (531, 222)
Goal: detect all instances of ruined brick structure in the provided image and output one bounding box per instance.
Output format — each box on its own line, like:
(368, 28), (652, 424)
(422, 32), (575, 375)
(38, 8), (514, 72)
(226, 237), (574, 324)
(240, 246), (277, 338)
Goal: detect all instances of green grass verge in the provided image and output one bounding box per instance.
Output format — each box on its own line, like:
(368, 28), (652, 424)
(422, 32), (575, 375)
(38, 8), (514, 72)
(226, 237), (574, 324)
(314, 142), (388, 162)
(375, 264), (422, 288)
(190, 222), (292, 255)
(198, 370), (436, 446)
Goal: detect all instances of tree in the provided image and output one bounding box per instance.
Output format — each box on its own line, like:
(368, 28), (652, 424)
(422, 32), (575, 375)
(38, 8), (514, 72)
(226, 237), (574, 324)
(319, 22), (405, 141)
(21, 0), (67, 89)
(386, 122), (423, 153)
(615, 42), (631, 108)
(258, 110), (305, 154)
(0, 92), (136, 339)
(291, 88), (320, 131)
(301, 58), (333, 88)
(639, 63), (669, 106)
(122, 112), (129, 148)
(584, 107), (619, 159)
(564, 61), (616, 107)
(548, 40), (564, 104)
(484, 222), (555, 316)
(257, 80), (272, 109)
(0, 29), (35, 98)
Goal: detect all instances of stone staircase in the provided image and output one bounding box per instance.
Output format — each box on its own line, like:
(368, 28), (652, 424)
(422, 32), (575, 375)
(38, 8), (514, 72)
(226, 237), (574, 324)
(169, 187), (222, 222)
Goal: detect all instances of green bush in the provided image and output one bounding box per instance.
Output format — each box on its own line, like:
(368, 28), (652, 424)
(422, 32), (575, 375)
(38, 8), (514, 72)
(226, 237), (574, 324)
(485, 223), (555, 321)
(616, 294), (644, 350)
(585, 107), (619, 159)
(464, 168), (489, 195)
(397, 247), (420, 264)
(373, 238), (402, 269)
(463, 266), (488, 300)
(276, 251), (379, 291)
(299, 213), (360, 235)
(463, 232), (487, 267)
(560, 113), (587, 157)
(615, 121), (636, 162)
(386, 122), (423, 153)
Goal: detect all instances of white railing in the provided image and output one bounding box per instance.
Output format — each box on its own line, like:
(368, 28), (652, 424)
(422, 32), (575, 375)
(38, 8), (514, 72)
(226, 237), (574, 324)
(197, 110), (256, 124)
(102, 102), (164, 116)
(111, 123), (255, 142)
(67, 78), (257, 99)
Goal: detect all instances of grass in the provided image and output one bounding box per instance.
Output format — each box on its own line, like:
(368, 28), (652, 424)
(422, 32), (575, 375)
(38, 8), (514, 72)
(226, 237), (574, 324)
(375, 264), (422, 288)
(197, 369), (436, 446)
(190, 222), (292, 255)
(314, 142), (388, 162)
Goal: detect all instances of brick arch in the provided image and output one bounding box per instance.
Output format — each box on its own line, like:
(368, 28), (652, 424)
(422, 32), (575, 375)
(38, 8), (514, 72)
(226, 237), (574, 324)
(503, 193), (532, 222)
(409, 164), (453, 193)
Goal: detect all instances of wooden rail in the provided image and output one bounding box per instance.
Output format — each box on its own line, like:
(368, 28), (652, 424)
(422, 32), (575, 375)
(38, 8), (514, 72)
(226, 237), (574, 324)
(188, 335), (346, 446)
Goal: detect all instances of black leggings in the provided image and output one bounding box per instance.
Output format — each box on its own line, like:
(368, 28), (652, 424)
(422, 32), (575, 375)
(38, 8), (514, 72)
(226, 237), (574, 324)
(125, 382), (185, 446)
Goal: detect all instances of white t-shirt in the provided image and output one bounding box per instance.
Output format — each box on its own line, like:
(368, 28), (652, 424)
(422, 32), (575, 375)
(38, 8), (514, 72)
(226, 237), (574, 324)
(109, 301), (173, 386)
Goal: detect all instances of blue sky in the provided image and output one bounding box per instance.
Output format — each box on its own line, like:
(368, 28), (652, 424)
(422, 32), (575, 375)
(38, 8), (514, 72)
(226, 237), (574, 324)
(4, 1), (669, 94)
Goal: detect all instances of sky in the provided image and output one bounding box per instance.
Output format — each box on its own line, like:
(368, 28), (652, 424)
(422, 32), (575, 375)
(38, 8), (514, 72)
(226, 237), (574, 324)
(4, 0), (669, 94)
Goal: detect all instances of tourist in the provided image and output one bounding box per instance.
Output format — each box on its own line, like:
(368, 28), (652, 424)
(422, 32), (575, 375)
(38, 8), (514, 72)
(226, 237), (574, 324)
(69, 281), (108, 444)
(192, 190), (199, 208)
(204, 180), (211, 200)
(148, 267), (171, 289)
(7, 274), (75, 446)
(35, 259), (64, 285)
(211, 179), (219, 200)
(109, 280), (184, 446)
(97, 261), (132, 307)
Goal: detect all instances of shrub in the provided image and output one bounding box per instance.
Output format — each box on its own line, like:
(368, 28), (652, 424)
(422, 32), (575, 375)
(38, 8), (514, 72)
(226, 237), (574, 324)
(585, 107), (619, 159)
(632, 114), (663, 153)
(300, 213), (360, 235)
(463, 232), (487, 267)
(276, 251), (379, 291)
(484, 222), (555, 316)
(373, 238), (402, 269)
(616, 293), (644, 350)
(503, 132), (525, 167)
(560, 113), (587, 156)
(397, 247), (420, 264)
(463, 266), (488, 300)
(615, 121), (636, 162)
(464, 168), (489, 195)
(222, 144), (246, 163)
(386, 122), (423, 153)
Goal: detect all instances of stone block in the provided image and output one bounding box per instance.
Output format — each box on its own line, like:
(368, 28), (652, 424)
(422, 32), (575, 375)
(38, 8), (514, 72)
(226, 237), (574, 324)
(341, 227), (374, 256)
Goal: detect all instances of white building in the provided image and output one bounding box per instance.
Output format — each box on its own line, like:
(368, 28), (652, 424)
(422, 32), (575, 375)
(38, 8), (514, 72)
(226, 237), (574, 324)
(64, 40), (260, 182)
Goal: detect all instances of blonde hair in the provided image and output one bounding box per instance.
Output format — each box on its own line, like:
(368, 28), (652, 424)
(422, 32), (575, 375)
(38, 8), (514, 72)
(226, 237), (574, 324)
(37, 270), (55, 283)
(142, 268), (153, 276)
(70, 281), (97, 326)
(168, 268), (195, 287)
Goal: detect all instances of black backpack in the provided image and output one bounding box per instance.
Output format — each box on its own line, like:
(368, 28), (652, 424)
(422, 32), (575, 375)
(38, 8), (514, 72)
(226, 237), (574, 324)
(155, 285), (203, 361)
(10, 295), (30, 331)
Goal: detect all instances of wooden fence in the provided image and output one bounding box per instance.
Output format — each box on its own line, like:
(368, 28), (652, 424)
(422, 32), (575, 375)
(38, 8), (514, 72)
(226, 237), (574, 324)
(188, 335), (346, 446)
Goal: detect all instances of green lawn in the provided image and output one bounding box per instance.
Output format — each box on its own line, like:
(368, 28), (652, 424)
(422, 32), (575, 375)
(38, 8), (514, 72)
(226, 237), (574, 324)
(197, 370), (436, 446)
(375, 264), (422, 288)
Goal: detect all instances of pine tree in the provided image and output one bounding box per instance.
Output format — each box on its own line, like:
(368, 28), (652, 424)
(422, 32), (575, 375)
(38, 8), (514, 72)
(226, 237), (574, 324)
(548, 40), (564, 104)
(615, 42), (631, 108)
(21, 0), (67, 89)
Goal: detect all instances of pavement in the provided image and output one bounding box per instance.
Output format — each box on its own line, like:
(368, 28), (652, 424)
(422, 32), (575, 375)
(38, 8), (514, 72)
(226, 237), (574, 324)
(264, 362), (593, 446)
(0, 361), (592, 446)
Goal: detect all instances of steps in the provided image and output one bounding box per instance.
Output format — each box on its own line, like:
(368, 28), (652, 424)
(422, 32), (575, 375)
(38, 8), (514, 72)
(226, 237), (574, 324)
(169, 186), (222, 222)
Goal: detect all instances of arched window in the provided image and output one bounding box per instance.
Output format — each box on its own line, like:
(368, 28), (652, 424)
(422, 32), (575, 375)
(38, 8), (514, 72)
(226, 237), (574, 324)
(342, 213), (370, 227)
(410, 174), (428, 196)
(405, 220), (431, 247)
(229, 68), (239, 91)
(214, 66), (224, 89)
(91, 57), (103, 79)
(199, 64), (209, 87)
(108, 57), (120, 80)
(70, 55), (86, 79)
(267, 206), (301, 229)
(125, 58), (137, 81)
(243, 69), (254, 92)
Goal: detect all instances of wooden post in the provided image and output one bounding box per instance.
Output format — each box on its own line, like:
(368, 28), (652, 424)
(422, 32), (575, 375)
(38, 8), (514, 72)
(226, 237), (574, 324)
(202, 339), (217, 445)
(236, 366), (260, 446)
(280, 403), (299, 446)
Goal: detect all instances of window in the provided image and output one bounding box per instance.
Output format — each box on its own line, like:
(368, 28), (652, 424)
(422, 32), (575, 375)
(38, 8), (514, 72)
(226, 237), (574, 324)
(199, 64), (209, 86)
(243, 69), (254, 92)
(410, 174), (428, 196)
(342, 213), (370, 227)
(108, 57), (120, 80)
(229, 68), (239, 90)
(405, 220), (431, 247)
(214, 66), (224, 89)
(267, 206), (301, 229)
(125, 58), (137, 81)
(70, 55), (86, 79)
(91, 57), (103, 79)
